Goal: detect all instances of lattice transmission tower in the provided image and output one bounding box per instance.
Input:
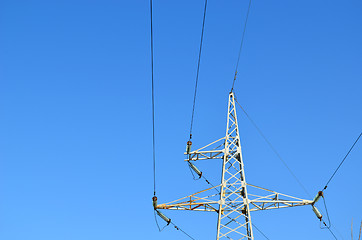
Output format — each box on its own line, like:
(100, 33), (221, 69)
(154, 92), (320, 240)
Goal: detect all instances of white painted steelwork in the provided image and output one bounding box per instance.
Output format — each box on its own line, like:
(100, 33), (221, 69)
(156, 92), (314, 240)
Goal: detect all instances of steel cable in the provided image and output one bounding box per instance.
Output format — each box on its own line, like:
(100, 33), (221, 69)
(327, 226), (338, 240)
(318, 132), (361, 239)
(234, 95), (312, 198)
(231, 0), (252, 92)
(170, 222), (197, 240)
(149, 0), (157, 197)
(252, 223), (271, 240)
(234, 96), (362, 240)
(189, 0), (208, 141)
(322, 132), (362, 191)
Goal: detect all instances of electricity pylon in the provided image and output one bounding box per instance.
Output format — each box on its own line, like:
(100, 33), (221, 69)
(155, 92), (316, 240)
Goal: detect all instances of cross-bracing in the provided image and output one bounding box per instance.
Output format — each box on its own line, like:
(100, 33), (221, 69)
(155, 92), (315, 240)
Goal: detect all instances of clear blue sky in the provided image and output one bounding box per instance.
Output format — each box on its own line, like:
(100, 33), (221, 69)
(0, 1), (361, 240)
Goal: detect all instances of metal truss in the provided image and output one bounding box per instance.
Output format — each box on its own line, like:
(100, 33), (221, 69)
(156, 184), (312, 213)
(156, 92), (314, 240)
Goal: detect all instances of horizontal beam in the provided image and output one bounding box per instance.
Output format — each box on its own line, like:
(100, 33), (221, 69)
(156, 199), (313, 212)
(155, 183), (314, 214)
(184, 150), (224, 161)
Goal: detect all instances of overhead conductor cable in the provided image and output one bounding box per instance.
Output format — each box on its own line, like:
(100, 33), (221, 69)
(149, 2), (201, 239)
(315, 132), (361, 238)
(150, 0), (156, 198)
(322, 132), (362, 192)
(231, 0), (252, 92)
(188, 0), (208, 145)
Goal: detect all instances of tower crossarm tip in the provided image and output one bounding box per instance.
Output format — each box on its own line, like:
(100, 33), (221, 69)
(184, 137), (226, 161)
(155, 185), (221, 213)
(246, 183), (313, 212)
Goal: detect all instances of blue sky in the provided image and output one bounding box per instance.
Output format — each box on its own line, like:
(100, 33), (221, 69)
(0, 0), (361, 239)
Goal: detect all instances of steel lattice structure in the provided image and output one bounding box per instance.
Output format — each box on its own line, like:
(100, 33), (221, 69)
(156, 92), (315, 240)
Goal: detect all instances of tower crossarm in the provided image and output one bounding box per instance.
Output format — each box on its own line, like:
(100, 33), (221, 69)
(184, 137), (226, 161)
(246, 183), (313, 212)
(156, 185), (221, 213)
(155, 183), (313, 213)
(185, 150), (225, 161)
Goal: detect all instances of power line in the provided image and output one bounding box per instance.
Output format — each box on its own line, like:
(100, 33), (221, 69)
(318, 132), (361, 239)
(189, 0), (208, 140)
(234, 96), (312, 198)
(321, 199), (344, 240)
(170, 222), (197, 240)
(322, 132), (362, 191)
(327, 226), (338, 240)
(150, 0), (156, 196)
(234, 96), (361, 240)
(154, 210), (168, 232)
(252, 223), (271, 240)
(153, 210), (197, 239)
(331, 223), (345, 240)
(321, 196), (331, 229)
(231, 0), (252, 92)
